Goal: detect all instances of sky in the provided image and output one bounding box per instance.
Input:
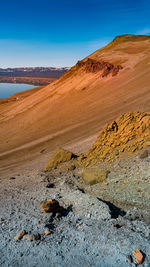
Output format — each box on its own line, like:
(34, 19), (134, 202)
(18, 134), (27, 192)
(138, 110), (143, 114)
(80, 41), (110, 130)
(0, 0), (150, 68)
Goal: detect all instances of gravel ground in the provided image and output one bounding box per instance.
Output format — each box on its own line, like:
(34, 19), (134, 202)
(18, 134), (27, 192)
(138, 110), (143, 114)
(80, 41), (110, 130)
(79, 154), (150, 222)
(0, 153), (150, 267)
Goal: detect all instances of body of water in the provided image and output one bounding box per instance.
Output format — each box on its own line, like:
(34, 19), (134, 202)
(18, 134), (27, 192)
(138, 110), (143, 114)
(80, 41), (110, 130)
(0, 83), (37, 99)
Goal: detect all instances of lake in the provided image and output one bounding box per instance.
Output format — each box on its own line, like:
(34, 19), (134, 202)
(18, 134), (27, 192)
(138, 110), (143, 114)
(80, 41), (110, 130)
(0, 83), (37, 99)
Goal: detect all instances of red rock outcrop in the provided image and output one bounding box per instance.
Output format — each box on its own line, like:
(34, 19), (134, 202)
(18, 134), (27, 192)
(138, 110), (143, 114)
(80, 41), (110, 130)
(76, 58), (122, 77)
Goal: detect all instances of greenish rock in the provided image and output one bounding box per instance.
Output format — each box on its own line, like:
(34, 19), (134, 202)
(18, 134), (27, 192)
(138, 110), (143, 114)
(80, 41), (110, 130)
(82, 167), (109, 185)
(46, 148), (76, 170)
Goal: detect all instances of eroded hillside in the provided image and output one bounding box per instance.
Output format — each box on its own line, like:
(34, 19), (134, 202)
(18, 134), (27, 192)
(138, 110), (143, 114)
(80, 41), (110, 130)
(0, 35), (150, 169)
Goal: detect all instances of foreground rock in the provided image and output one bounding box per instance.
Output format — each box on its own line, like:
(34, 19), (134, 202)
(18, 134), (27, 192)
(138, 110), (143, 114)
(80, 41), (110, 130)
(40, 198), (62, 213)
(46, 148), (77, 170)
(44, 229), (51, 235)
(22, 233), (41, 242)
(82, 167), (109, 185)
(14, 230), (27, 241)
(132, 249), (144, 264)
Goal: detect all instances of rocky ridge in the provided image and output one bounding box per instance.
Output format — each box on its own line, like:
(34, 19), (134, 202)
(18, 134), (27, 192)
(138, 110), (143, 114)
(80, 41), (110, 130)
(76, 58), (123, 77)
(81, 111), (150, 165)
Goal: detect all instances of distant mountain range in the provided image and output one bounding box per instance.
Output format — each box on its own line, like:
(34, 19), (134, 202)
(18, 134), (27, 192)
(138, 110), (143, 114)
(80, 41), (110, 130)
(0, 67), (69, 78)
(0, 66), (70, 85)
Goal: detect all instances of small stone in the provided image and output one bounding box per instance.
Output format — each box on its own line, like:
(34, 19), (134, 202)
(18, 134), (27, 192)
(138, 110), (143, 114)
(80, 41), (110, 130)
(139, 150), (148, 159)
(132, 249), (144, 264)
(9, 177), (16, 180)
(14, 230), (27, 241)
(46, 183), (55, 188)
(45, 229), (51, 235)
(0, 217), (5, 222)
(22, 233), (41, 242)
(40, 198), (62, 213)
(101, 183), (108, 188)
(87, 214), (91, 219)
(143, 176), (149, 181)
(39, 220), (45, 224)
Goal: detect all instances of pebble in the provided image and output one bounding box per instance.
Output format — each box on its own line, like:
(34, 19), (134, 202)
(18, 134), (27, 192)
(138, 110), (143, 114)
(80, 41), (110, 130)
(40, 198), (61, 213)
(22, 233), (41, 242)
(45, 229), (51, 235)
(39, 220), (45, 224)
(9, 177), (16, 180)
(132, 249), (144, 264)
(14, 230), (27, 241)
(87, 213), (91, 219)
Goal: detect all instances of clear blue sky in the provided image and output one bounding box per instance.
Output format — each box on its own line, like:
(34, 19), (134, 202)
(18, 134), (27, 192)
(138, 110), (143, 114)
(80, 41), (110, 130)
(0, 0), (150, 68)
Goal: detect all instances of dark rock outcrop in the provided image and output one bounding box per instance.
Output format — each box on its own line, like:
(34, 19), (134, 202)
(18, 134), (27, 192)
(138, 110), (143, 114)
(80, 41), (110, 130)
(76, 58), (123, 77)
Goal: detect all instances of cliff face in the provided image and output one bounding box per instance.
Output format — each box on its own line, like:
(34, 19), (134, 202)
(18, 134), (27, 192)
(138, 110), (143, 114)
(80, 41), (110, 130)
(0, 35), (150, 167)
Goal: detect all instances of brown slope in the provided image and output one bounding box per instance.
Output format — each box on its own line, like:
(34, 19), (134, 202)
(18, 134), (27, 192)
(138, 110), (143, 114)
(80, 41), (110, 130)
(0, 35), (150, 170)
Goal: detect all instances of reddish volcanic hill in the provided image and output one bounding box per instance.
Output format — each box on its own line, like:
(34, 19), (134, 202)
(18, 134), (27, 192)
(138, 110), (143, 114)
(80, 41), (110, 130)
(0, 35), (150, 170)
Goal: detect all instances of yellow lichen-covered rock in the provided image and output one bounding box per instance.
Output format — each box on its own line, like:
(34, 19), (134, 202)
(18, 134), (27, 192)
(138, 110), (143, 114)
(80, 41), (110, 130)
(40, 198), (62, 213)
(46, 148), (76, 170)
(82, 167), (109, 185)
(80, 112), (150, 165)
